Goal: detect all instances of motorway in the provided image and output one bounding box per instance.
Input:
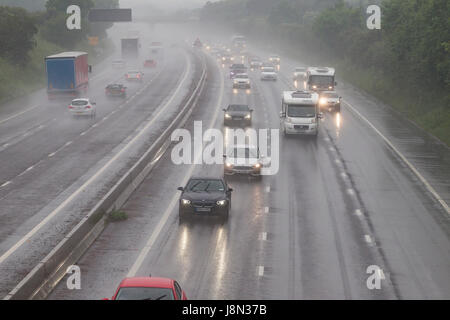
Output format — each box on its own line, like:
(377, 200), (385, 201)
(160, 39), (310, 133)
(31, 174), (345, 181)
(1, 22), (449, 300)
(0, 22), (202, 298)
(48, 25), (449, 299)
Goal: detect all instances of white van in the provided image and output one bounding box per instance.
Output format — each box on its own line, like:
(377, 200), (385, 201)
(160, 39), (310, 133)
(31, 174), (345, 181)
(306, 67), (336, 91)
(280, 91), (322, 136)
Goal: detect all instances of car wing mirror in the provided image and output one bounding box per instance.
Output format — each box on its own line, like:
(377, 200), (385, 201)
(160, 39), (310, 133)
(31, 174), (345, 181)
(177, 187), (184, 191)
(222, 108), (226, 111)
(228, 188), (233, 192)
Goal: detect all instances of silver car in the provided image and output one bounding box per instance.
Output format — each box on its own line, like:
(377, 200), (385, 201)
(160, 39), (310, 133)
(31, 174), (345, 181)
(68, 98), (96, 117)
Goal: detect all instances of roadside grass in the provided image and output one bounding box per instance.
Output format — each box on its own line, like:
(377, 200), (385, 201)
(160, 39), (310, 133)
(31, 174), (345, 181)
(337, 59), (450, 146)
(0, 33), (115, 105)
(0, 33), (63, 104)
(242, 21), (450, 147)
(107, 210), (128, 222)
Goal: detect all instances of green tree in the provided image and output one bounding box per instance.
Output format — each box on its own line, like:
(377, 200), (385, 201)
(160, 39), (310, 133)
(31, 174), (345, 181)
(0, 6), (37, 65)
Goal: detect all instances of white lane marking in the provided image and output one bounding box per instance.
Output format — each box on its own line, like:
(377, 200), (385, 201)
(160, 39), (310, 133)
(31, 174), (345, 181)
(259, 232), (267, 241)
(0, 105), (39, 125)
(65, 141), (72, 147)
(0, 181), (11, 188)
(127, 57), (223, 278)
(355, 209), (363, 216)
(0, 53), (193, 266)
(341, 172), (348, 179)
(347, 188), (355, 196)
(265, 186), (270, 193)
(257, 266), (265, 276)
(364, 235), (373, 244)
(3, 144), (9, 148)
(344, 100), (450, 215)
(25, 166), (34, 172)
(264, 206), (269, 213)
(335, 159), (341, 165)
(92, 124), (98, 128)
(48, 152), (56, 157)
(80, 131), (86, 136)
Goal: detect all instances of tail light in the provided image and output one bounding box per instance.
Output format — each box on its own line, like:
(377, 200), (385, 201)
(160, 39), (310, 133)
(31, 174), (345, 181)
(69, 105), (73, 109)
(121, 89), (125, 92)
(85, 105), (91, 109)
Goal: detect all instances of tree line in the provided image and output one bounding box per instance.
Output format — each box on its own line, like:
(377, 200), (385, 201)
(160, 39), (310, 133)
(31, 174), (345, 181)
(0, 0), (119, 66)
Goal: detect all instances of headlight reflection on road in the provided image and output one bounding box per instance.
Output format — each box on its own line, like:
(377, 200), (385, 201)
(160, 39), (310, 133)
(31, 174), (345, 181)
(179, 224), (189, 254)
(335, 112), (341, 137)
(212, 226), (228, 299)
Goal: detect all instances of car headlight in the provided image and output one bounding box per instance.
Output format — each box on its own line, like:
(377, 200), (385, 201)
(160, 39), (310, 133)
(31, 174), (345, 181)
(253, 163), (261, 168)
(319, 98), (327, 105)
(312, 85), (317, 89)
(181, 199), (191, 205)
(245, 114), (251, 119)
(225, 162), (233, 167)
(222, 57), (226, 61)
(231, 57), (234, 61)
(217, 200), (227, 206)
(286, 117), (292, 123)
(225, 113), (232, 119)
(311, 118), (316, 123)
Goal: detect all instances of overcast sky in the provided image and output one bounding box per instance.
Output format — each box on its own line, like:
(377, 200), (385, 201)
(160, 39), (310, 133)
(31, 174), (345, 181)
(119, 0), (208, 12)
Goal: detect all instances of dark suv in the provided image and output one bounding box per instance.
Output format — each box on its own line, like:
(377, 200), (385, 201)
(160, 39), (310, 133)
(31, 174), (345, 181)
(105, 84), (127, 98)
(223, 104), (253, 126)
(177, 177), (233, 222)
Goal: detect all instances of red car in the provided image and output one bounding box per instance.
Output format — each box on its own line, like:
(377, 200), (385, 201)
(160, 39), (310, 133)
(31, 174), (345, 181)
(144, 59), (156, 68)
(105, 277), (188, 300)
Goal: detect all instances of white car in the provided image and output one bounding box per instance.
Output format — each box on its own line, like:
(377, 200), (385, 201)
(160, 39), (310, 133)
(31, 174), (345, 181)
(293, 67), (307, 81)
(268, 55), (281, 65)
(260, 67), (277, 81)
(233, 73), (251, 89)
(69, 98), (96, 117)
(223, 144), (265, 177)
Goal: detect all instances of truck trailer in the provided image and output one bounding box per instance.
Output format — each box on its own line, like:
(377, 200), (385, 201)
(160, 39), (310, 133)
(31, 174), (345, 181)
(45, 51), (90, 100)
(121, 38), (140, 59)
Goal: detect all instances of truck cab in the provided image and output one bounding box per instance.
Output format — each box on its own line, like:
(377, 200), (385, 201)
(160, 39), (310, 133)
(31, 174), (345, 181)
(280, 91), (322, 136)
(306, 67), (337, 92)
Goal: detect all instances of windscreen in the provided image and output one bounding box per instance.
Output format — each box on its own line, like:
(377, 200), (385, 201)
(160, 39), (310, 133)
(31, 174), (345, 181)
(186, 179), (225, 192)
(287, 104), (316, 117)
(71, 100), (88, 106)
(228, 105), (249, 111)
(309, 75), (334, 86)
(115, 287), (174, 300)
(228, 147), (258, 159)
